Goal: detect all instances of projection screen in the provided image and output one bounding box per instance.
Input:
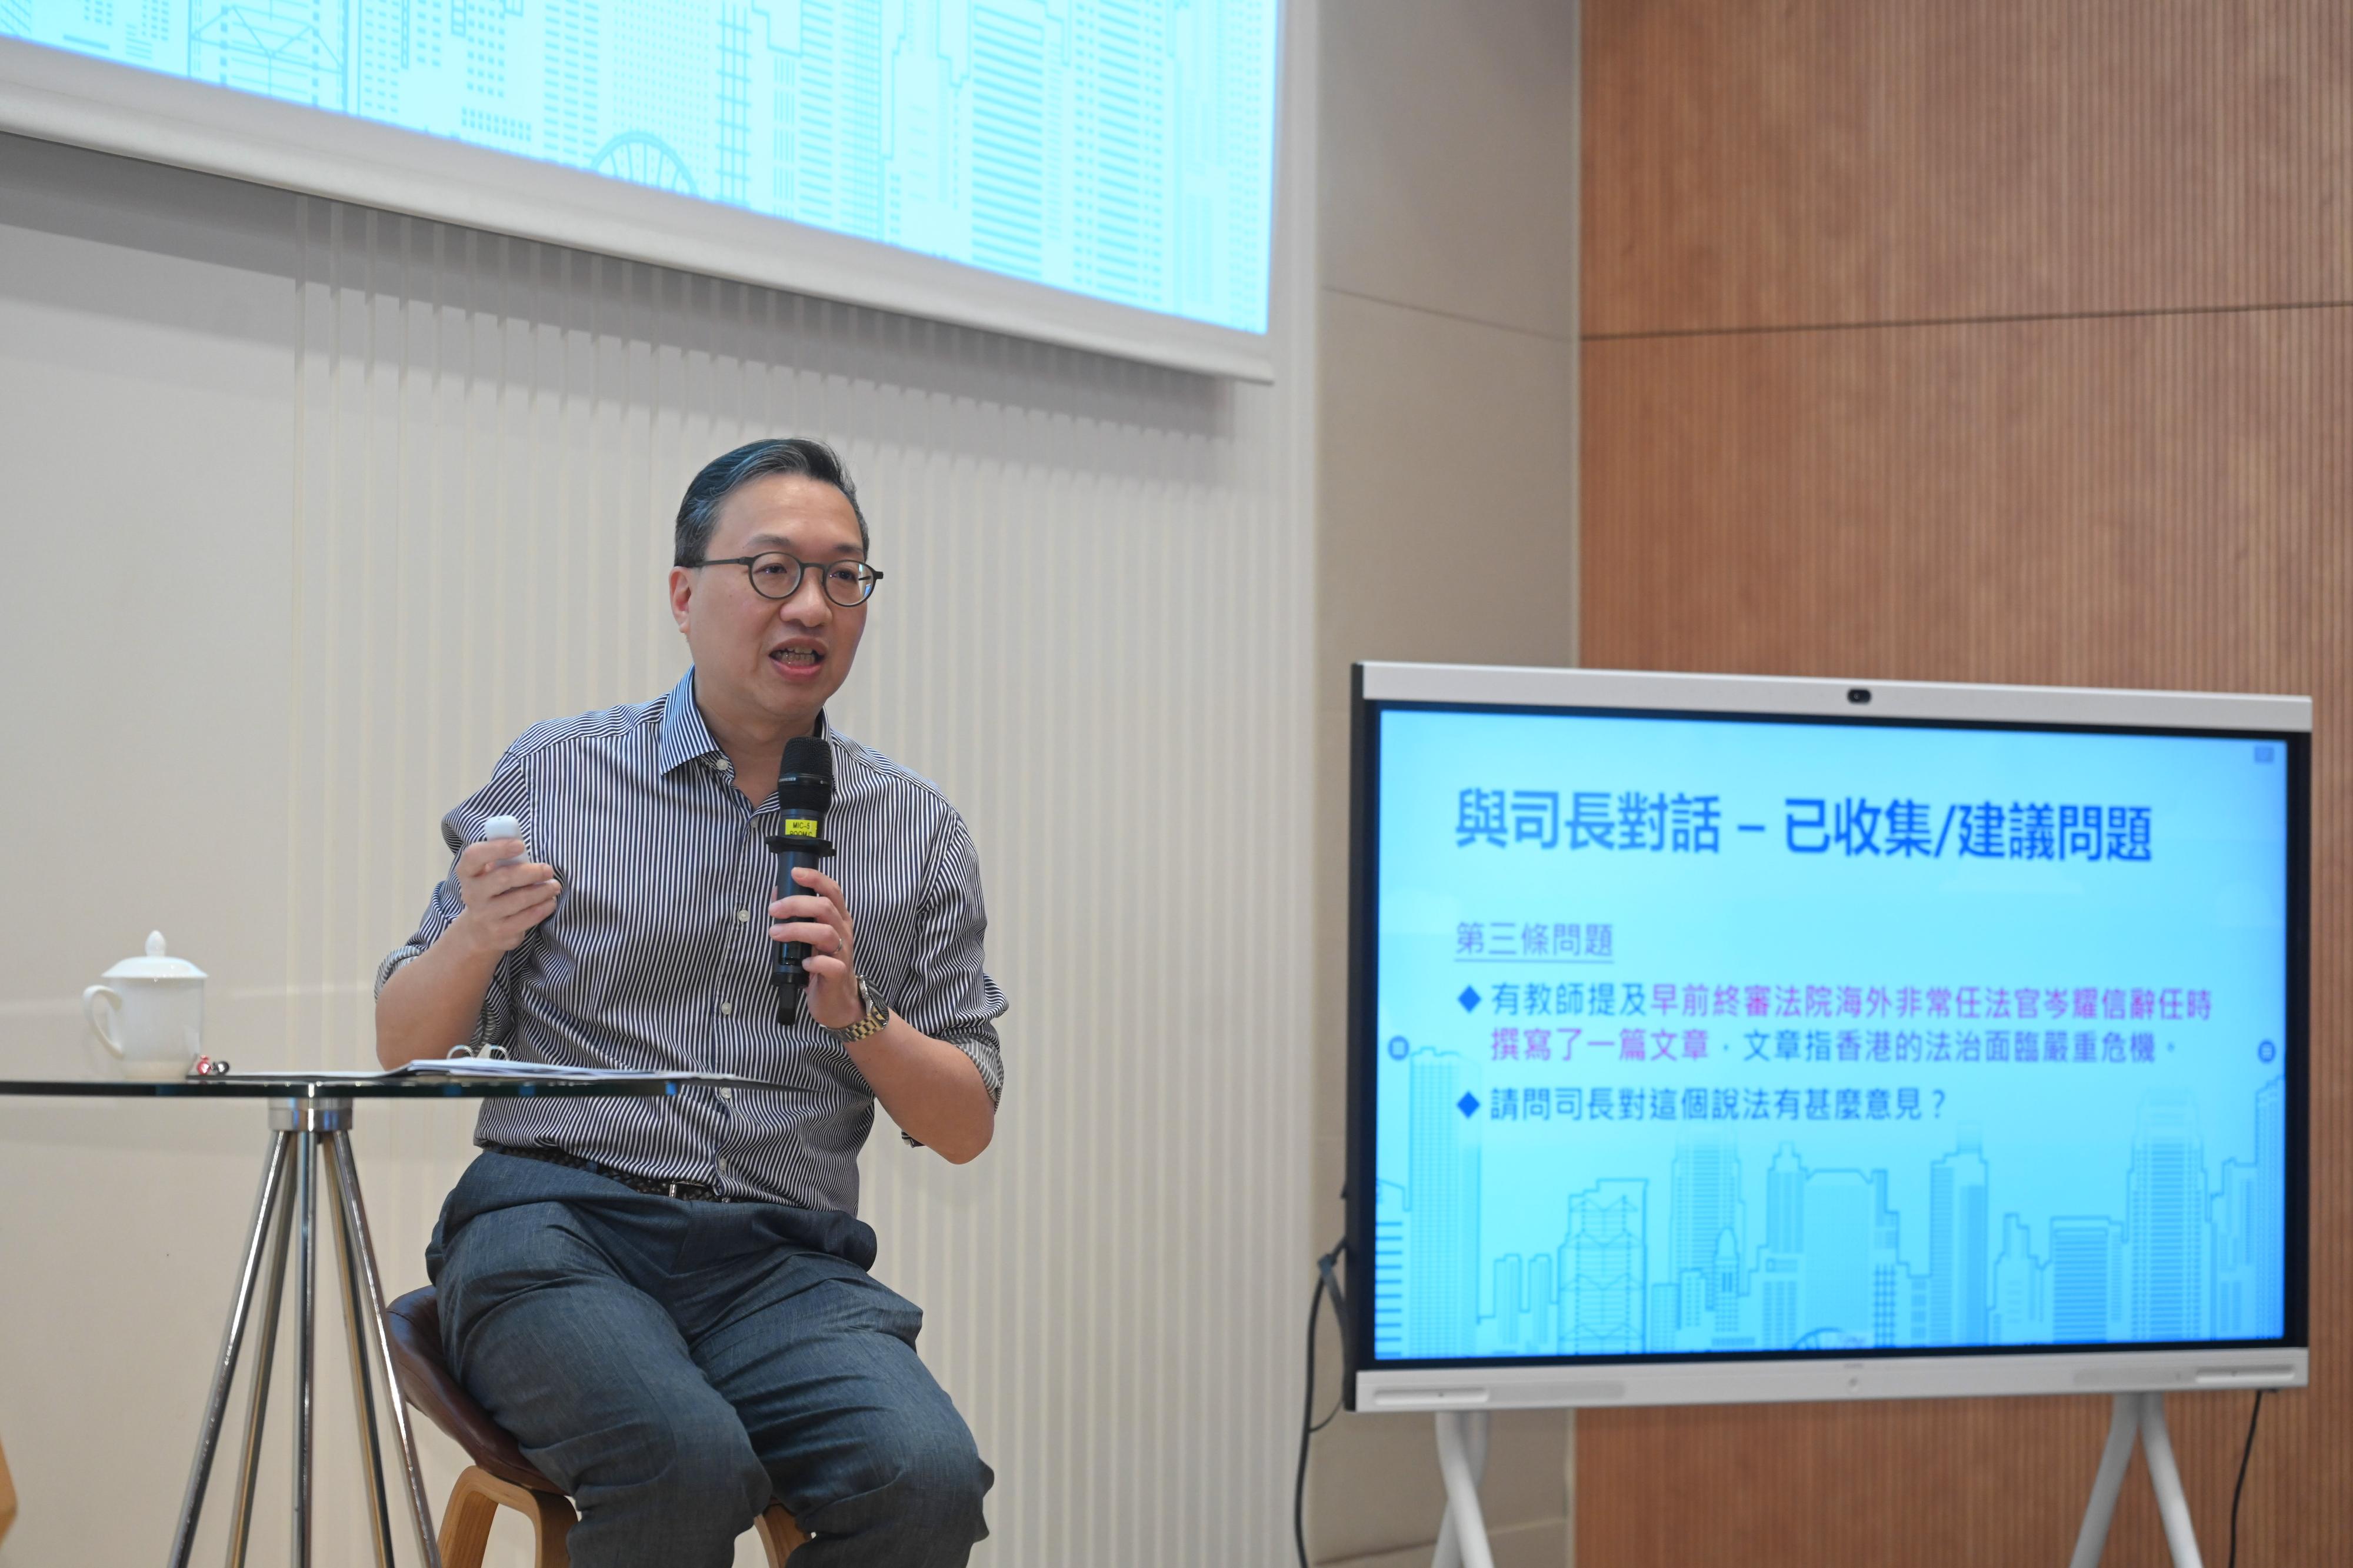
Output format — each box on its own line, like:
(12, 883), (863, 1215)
(0, 0), (1283, 379)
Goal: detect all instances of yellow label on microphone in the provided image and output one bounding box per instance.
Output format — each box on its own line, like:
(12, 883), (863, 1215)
(783, 818), (819, 838)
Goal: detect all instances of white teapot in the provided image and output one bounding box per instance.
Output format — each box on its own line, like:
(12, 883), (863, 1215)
(83, 930), (206, 1080)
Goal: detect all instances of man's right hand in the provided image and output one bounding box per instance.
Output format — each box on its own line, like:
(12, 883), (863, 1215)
(451, 839), (562, 955)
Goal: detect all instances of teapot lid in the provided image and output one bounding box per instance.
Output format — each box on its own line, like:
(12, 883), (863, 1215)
(101, 930), (206, 982)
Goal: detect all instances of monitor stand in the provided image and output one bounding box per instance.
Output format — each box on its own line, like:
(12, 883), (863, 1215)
(2070, 1391), (2205, 1568)
(1431, 1409), (1493, 1568)
(1435, 1391), (2206, 1568)
(1434, 1391), (2208, 1566)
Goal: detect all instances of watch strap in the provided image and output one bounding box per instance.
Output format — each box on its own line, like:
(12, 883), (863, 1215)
(831, 978), (891, 1045)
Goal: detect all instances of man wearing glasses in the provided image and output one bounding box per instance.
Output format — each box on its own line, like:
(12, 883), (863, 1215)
(375, 438), (1002, 1566)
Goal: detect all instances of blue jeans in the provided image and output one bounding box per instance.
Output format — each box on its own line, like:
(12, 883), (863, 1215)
(428, 1150), (991, 1567)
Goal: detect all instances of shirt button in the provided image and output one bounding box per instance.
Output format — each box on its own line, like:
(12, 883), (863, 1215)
(735, 908), (750, 923)
(719, 1086), (735, 1100)
(719, 1002), (734, 1016)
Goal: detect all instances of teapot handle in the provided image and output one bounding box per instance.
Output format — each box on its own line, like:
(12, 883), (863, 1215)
(82, 985), (126, 1057)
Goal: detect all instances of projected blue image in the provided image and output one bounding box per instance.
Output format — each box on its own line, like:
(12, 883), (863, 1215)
(1368, 708), (2292, 1361)
(4, 0), (1278, 334)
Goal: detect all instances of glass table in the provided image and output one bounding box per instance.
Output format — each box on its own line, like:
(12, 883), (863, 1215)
(0, 1072), (760, 1568)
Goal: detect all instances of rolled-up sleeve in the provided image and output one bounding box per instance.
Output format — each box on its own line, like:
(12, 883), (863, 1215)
(892, 811), (1006, 1104)
(372, 754), (536, 1050)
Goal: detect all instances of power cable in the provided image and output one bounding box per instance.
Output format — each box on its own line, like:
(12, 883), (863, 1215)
(2226, 1388), (2265, 1568)
(1294, 1235), (1349, 1568)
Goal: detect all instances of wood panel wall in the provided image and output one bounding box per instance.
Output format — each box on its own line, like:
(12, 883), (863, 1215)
(1578, 3), (2349, 1563)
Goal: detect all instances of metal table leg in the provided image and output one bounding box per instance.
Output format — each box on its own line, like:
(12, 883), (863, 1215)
(295, 1122), (318, 1567)
(164, 1132), (294, 1568)
(224, 1169), (295, 1567)
(327, 1133), (442, 1566)
(324, 1133), (412, 1568)
(164, 1097), (442, 1568)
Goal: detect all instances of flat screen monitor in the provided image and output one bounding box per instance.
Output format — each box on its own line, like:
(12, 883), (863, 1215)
(1347, 662), (2309, 1412)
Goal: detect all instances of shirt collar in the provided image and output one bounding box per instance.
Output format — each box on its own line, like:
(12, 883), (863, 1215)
(657, 669), (831, 777)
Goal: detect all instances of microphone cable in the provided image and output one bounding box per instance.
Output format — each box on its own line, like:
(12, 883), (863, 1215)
(1294, 1232), (1349, 1568)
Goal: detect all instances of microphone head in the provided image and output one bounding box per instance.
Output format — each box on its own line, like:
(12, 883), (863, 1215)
(777, 734), (835, 812)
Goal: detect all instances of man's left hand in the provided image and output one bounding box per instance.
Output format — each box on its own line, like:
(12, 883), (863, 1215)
(770, 866), (864, 1029)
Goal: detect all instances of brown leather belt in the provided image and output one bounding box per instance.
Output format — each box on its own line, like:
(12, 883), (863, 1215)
(489, 1142), (735, 1202)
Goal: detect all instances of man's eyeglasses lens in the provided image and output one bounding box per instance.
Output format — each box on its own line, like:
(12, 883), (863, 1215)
(742, 555), (881, 606)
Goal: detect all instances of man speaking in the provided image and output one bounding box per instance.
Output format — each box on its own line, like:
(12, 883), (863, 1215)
(375, 438), (1002, 1566)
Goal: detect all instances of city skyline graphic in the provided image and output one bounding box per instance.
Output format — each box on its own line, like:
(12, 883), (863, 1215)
(5, 0), (1278, 332)
(1375, 1050), (2287, 1362)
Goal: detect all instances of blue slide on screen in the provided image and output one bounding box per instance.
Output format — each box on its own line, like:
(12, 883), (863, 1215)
(1368, 707), (2291, 1362)
(2, 0), (1278, 334)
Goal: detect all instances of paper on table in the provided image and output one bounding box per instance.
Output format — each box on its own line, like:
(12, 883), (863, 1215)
(397, 1056), (629, 1079)
(194, 1060), (789, 1089)
(394, 1059), (782, 1087)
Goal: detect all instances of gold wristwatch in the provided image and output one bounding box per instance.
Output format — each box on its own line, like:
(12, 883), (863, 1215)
(829, 977), (891, 1045)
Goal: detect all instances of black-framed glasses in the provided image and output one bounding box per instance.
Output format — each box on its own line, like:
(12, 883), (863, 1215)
(698, 552), (885, 606)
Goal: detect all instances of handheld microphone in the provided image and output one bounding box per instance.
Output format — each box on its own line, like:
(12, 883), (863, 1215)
(768, 735), (835, 1023)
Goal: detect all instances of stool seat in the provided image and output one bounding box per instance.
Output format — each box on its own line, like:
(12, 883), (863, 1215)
(384, 1286), (804, 1566)
(386, 1288), (555, 1493)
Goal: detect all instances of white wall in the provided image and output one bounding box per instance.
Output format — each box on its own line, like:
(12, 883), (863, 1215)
(0, 5), (1315, 1557)
(1308, 3), (1584, 1565)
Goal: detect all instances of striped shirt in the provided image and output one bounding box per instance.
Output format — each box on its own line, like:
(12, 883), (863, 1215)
(375, 669), (1005, 1215)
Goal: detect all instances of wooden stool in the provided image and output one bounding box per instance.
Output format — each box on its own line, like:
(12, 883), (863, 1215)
(0, 1429), (17, 1547)
(386, 1288), (806, 1567)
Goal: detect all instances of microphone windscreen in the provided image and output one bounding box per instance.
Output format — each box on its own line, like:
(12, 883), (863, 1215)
(778, 734), (835, 809)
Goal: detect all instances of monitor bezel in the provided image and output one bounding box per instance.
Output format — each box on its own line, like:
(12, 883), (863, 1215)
(1344, 661), (2311, 1412)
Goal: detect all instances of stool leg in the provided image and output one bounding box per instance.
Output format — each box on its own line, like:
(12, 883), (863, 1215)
(522, 1490), (576, 1568)
(436, 1467), (574, 1568)
(435, 1469), (503, 1568)
(756, 1503), (808, 1565)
